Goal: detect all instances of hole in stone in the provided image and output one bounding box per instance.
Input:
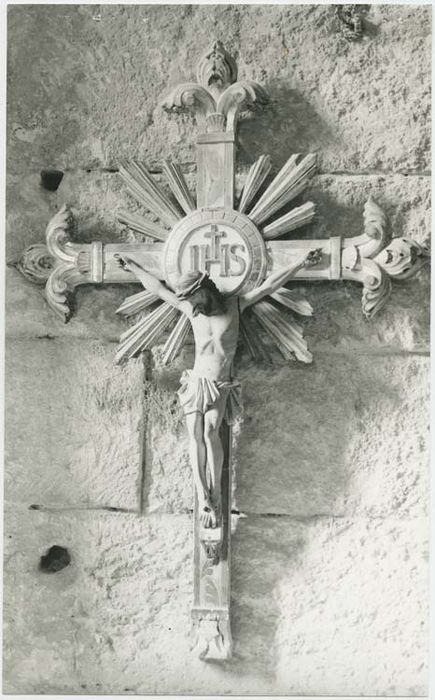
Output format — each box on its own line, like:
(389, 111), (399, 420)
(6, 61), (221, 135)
(29, 504), (40, 510)
(40, 169), (64, 192)
(39, 545), (71, 573)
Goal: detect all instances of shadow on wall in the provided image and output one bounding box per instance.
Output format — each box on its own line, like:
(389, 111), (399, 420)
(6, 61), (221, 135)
(237, 79), (342, 170)
(229, 516), (307, 676)
(227, 354), (401, 677)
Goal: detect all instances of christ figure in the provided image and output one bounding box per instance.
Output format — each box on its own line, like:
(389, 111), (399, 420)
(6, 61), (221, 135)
(118, 249), (320, 528)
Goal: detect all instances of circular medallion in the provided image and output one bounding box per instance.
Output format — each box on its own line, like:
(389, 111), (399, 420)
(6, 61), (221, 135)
(163, 208), (267, 295)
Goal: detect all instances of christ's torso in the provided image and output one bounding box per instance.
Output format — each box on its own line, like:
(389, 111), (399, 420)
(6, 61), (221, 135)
(189, 296), (239, 382)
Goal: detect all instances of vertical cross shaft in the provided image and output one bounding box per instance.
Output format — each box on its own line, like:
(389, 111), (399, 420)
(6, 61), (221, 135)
(192, 119), (235, 653)
(190, 46), (237, 661)
(197, 131), (235, 209)
(163, 40), (269, 660)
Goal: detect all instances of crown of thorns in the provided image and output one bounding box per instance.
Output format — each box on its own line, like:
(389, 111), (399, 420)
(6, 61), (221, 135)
(175, 271), (215, 299)
(176, 272), (209, 299)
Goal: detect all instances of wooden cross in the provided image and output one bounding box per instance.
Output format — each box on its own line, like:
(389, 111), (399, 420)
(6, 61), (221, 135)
(17, 41), (429, 661)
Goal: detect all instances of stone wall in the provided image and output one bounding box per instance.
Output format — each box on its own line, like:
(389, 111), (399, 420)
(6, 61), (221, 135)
(4, 4), (430, 695)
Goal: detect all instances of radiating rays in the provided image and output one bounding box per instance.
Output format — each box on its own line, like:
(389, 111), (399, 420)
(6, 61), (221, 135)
(248, 153), (317, 226)
(238, 155), (271, 214)
(118, 160), (196, 242)
(162, 314), (192, 365)
(251, 301), (313, 364)
(116, 289), (160, 317)
(115, 160), (197, 365)
(239, 315), (272, 364)
(269, 288), (313, 316)
(162, 160), (196, 214)
(116, 209), (169, 242)
(262, 201), (316, 240)
(116, 288), (192, 366)
(116, 152), (317, 366)
(115, 302), (180, 364)
(118, 161), (183, 227)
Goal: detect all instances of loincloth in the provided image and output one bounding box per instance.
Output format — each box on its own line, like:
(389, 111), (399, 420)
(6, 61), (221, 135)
(177, 370), (243, 425)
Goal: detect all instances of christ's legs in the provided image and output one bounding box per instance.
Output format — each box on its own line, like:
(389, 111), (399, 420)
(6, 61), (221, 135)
(203, 391), (229, 524)
(185, 412), (216, 528)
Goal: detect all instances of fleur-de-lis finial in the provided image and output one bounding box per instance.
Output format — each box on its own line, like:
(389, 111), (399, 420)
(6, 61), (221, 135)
(196, 40), (238, 98)
(162, 41), (268, 133)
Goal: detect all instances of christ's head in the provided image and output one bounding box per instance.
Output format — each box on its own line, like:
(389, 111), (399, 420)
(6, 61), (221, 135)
(175, 271), (225, 317)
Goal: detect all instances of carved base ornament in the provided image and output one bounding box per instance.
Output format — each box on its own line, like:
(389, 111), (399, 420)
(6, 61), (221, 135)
(17, 41), (429, 661)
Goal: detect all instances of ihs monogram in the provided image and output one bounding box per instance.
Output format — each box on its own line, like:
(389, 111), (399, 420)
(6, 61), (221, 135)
(17, 40), (429, 661)
(189, 224), (247, 278)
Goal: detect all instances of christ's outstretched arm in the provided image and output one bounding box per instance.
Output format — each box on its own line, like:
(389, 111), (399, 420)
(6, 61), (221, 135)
(239, 248), (322, 312)
(116, 255), (184, 309)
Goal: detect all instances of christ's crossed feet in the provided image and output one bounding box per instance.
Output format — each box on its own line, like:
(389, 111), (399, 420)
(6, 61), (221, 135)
(198, 494), (219, 529)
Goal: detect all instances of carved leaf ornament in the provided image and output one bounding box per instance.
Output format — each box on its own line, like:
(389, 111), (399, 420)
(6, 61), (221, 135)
(17, 40), (429, 361)
(14, 38), (430, 666)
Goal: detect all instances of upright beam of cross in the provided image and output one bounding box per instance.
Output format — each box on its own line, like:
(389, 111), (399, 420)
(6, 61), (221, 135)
(17, 41), (429, 661)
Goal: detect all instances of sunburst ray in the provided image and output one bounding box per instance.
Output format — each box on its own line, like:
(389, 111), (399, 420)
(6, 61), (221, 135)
(239, 315), (273, 364)
(119, 161), (183, 227)
(117, 209), (169, 242)
(116, 289), (160, 317)
(162, 160), (196, 214)
(115, 303), (179, 363)
(262, 201), (316, 240)
(249, 153), (317, 226)
(269, 288), (313, 316)
(251, 300), (312, 363)
(162, 313), (192, 365)
(238, 155), (272, 214)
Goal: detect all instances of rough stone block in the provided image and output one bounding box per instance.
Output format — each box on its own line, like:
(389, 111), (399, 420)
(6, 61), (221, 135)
(143, 350), (192, 515)
(6, 170), (126, 261)
(5, 267), (134, 341)
(3, 507), (192, 695)
(7, 5), (430, 174)
(5, 338), (144, 509)
(232, 516), (428, 696)
(236, 4), (431, 174)
(4, 507), (428, 695)
(236, 355), (429, 519)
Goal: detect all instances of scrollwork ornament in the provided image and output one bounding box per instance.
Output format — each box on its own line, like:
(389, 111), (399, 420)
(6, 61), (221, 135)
(41, 206), (92, 321)
(161, 84), (216, 130)
(45, 263), (75, 322)
(374, 237), (430, 280)
(16, 243), (54, 285)
(361, 258), (392, 319)
(217, 80), (269, 131)
(45, 204), (76, 264)
(359, 196), (392, 259)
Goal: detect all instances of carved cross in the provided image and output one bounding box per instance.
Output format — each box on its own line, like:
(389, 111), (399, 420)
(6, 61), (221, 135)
(17, 41), (429, 661)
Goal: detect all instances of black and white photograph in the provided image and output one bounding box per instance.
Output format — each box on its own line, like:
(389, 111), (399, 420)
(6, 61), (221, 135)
(2, 1), (431, 696)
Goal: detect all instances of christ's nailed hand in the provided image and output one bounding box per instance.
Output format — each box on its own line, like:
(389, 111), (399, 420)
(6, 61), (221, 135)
(114, 254), (141, 273)
(304, 248), (323, 267)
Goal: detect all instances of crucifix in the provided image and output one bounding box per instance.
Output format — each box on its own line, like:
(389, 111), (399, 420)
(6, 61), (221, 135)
(17, 41), (429, 661)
